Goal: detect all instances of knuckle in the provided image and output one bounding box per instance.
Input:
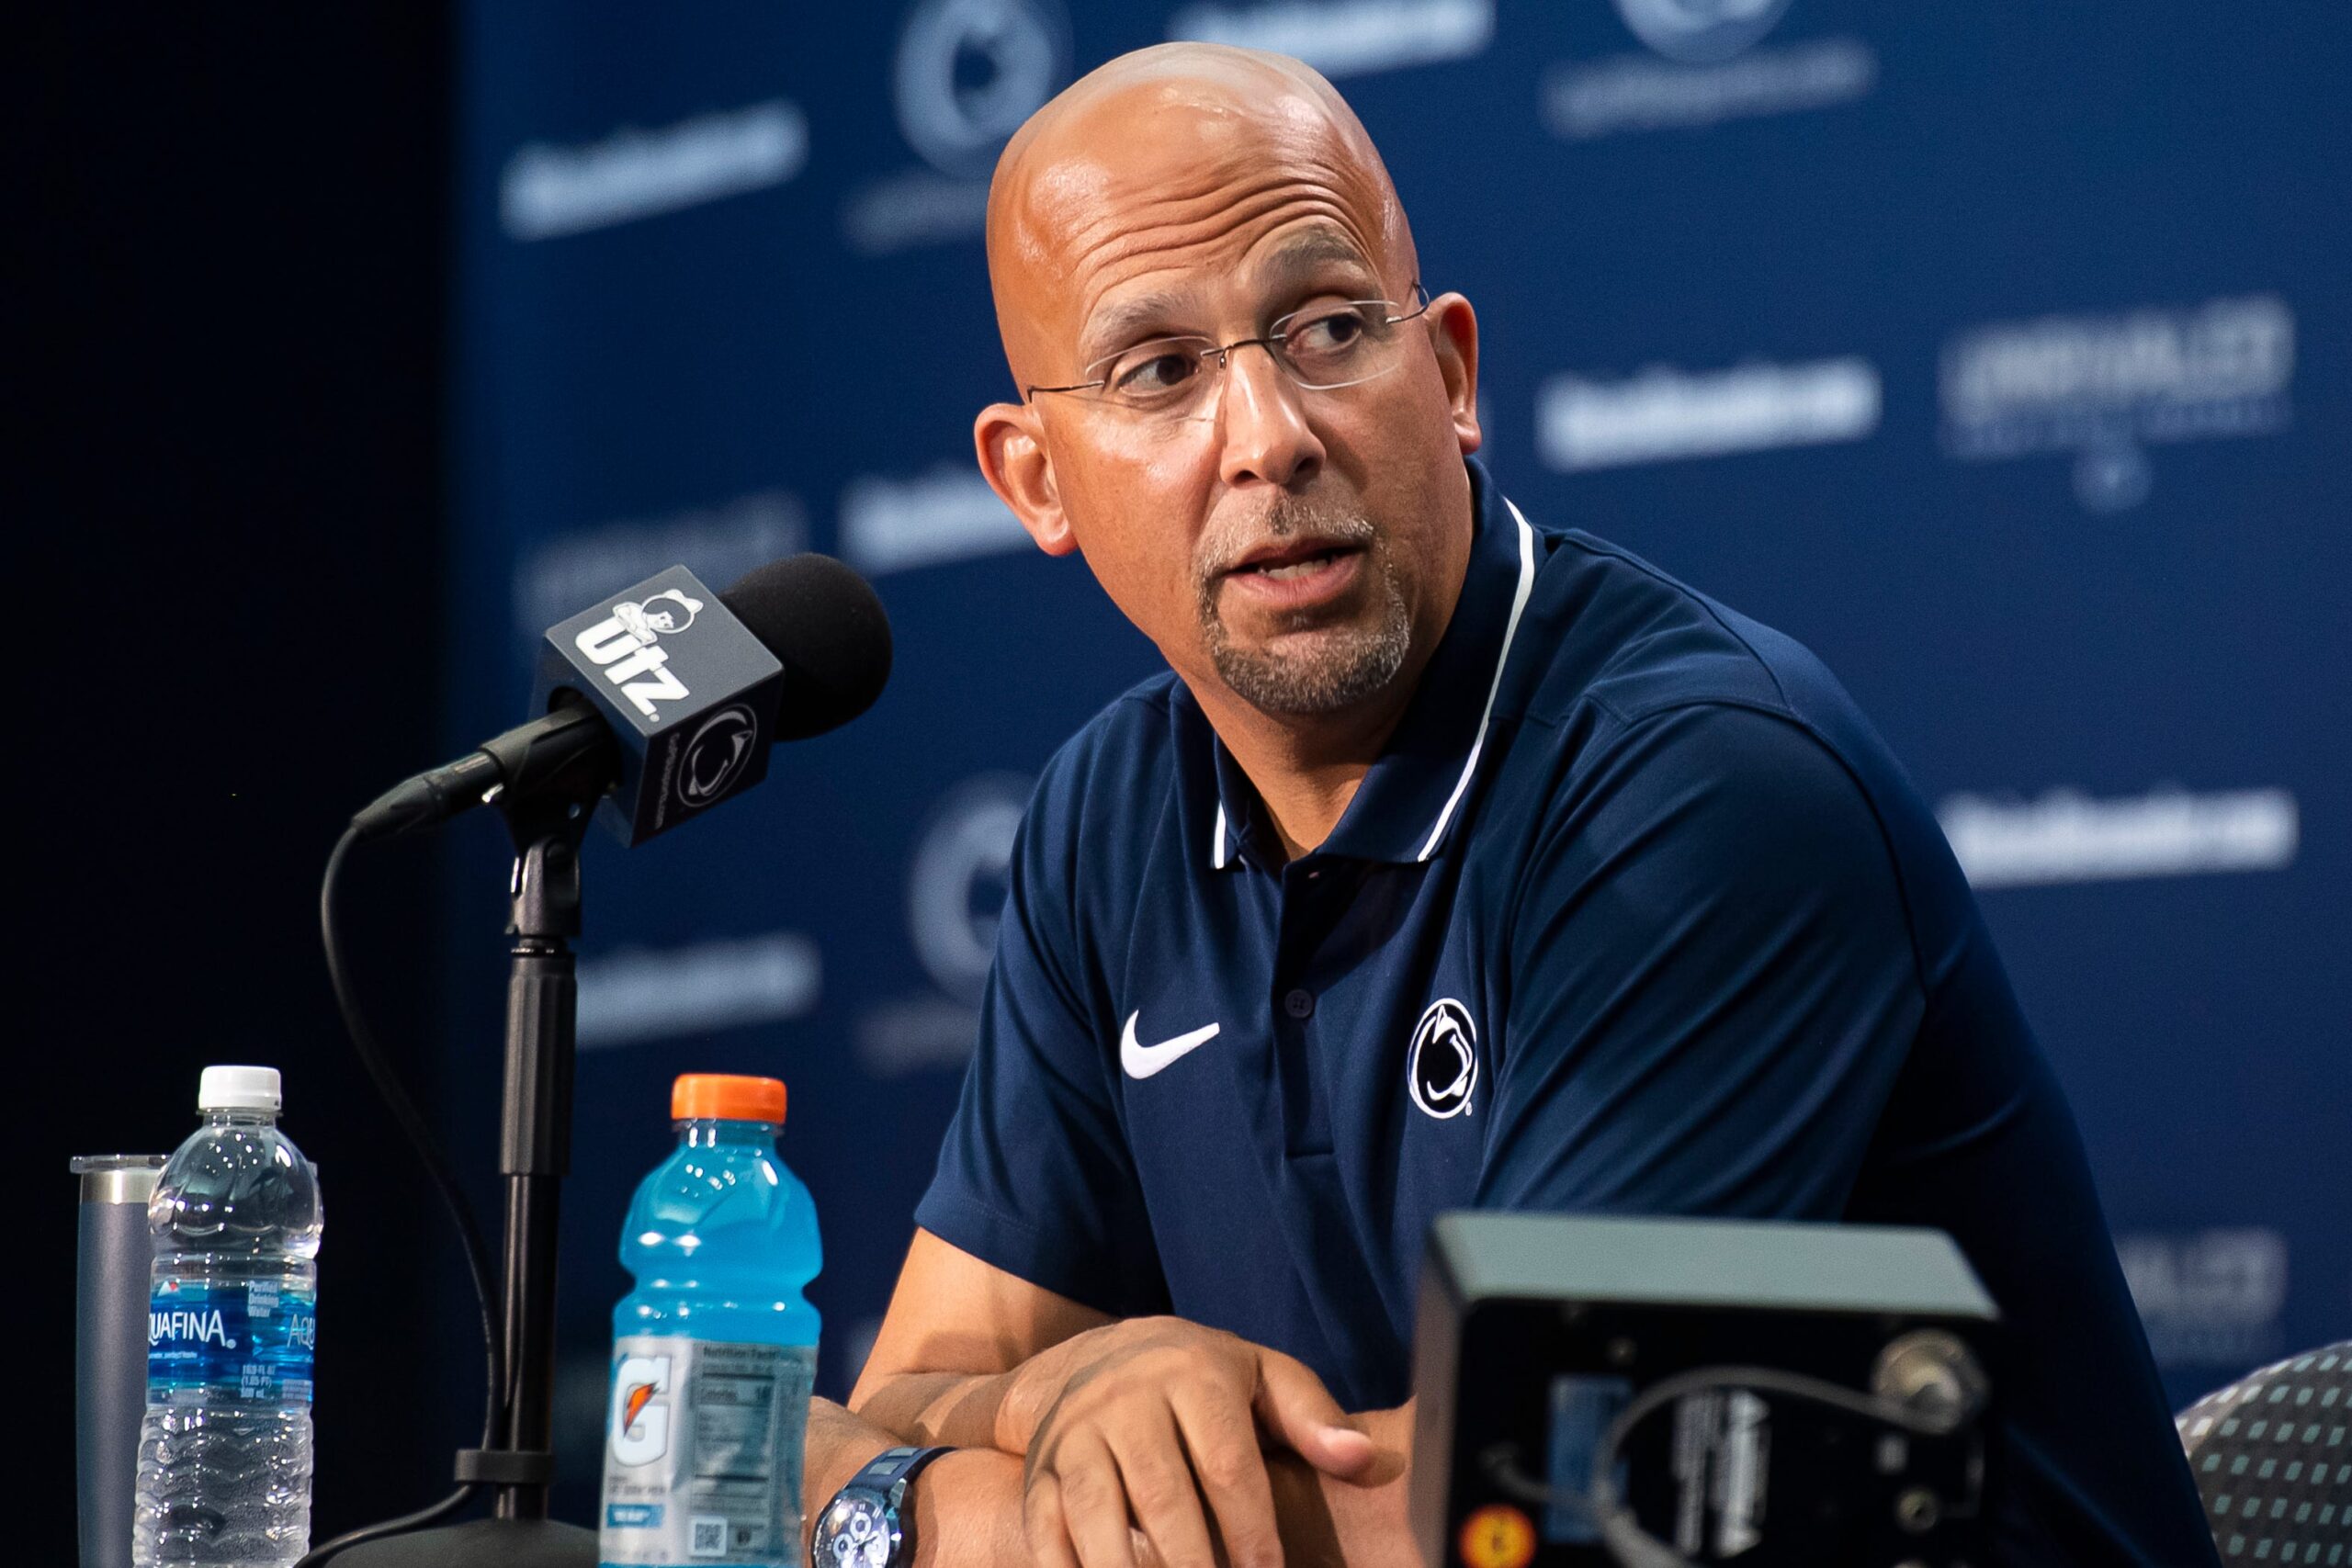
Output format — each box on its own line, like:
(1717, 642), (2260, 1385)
(1196, 1446), (1259, 1495)
(1123, 1465), (1187, 1517)
(1216, 1519), (1276, 1567)
(1059, 1466), (1114, 1512)
(1182, 1371), (1243, 1410)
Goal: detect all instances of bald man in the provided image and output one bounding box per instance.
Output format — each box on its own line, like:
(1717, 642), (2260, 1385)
(799, 44), (2216, 1568)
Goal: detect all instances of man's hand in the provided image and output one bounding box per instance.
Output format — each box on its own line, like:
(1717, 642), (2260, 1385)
(1261, 1404), (1418, 1568)
(1003, 1316), (1385, 1568)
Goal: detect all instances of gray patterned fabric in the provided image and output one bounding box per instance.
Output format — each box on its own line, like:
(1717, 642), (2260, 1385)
(2177, 1343), (2352, 1563)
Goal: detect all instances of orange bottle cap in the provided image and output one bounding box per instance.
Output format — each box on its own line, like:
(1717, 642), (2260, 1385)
(671, 1074), (786, 1125)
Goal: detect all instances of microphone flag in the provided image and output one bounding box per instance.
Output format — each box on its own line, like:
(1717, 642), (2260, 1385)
(532, 565), (786, 846)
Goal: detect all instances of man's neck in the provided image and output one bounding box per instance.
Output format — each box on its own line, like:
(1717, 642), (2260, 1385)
(1187, 602), (1461, 863)
(1193, 682), (1412, 862)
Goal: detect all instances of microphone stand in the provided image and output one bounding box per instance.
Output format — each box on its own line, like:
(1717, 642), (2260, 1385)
(342, 789), (598, 1567)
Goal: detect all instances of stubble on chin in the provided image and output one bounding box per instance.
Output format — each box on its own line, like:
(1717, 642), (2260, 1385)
(1193, 499), (1412, 716)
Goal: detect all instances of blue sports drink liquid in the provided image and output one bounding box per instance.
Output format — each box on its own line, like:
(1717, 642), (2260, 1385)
(600, 1075), (820, 1568)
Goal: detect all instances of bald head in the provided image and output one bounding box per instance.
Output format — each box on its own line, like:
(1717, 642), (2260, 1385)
(984, 43), (1419, 390)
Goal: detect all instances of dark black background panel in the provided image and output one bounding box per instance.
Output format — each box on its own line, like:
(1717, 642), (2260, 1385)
(29, 8), (458, 1562)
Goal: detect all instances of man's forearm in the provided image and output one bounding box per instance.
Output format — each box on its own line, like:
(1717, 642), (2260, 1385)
(804, 1396), (1027, 1568)
(849, 1368), (1018, 1450)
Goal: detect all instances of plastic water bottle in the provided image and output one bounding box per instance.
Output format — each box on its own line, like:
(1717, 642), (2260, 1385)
(600, 1074), (820, 1568)
(135, 1066), (322, 1567)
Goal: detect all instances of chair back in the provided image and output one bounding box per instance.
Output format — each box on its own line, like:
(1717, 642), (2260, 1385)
(2177, 1341), (2351, 1562)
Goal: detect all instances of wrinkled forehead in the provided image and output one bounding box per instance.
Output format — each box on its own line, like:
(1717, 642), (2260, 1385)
(989, 65), (1409, 378)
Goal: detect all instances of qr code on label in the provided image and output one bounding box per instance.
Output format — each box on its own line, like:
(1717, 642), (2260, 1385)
(689, 1516), (728, 1558)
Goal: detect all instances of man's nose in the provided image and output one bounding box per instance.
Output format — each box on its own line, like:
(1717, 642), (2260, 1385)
(1216, 344), (1324, 491)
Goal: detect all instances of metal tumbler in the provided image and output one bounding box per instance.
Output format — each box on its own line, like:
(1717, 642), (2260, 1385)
(74, 1154), (165, 1568)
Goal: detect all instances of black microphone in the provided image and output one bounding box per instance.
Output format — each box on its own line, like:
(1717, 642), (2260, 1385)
(355, 555), (891, 845)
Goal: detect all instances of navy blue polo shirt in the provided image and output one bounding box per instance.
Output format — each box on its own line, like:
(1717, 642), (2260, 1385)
(916, 459), (2216, 1565)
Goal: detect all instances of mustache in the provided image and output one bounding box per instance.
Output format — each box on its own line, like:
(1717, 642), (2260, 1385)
(1196, 496), (1379, 581)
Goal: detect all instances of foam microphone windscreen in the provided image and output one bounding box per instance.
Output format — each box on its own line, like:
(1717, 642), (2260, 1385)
(719, 554), (894, 739)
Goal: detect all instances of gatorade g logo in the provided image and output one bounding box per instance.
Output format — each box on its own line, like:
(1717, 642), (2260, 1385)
(609, 1354), (673, 1466)
(574, 590), (705, 718)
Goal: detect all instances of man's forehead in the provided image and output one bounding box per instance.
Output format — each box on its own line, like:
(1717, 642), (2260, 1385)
(1011, 87), (1380, 263)
(987, 45), (1408, 375)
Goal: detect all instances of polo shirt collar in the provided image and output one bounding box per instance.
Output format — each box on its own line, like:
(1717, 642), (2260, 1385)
(1204, 457), (1538, 871)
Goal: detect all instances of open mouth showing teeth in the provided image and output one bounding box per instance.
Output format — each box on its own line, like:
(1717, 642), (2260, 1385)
(1239, 547), (1349, 581)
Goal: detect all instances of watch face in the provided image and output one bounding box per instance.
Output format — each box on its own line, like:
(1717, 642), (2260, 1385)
(815, 1490), (899, 1568)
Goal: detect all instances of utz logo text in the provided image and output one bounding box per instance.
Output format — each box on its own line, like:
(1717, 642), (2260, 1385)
(152, 1307), (237, 1350)
(574, 589), (705, 718)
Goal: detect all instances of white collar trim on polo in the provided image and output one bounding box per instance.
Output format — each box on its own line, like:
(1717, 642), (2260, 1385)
(1206, 497), (1539, 871)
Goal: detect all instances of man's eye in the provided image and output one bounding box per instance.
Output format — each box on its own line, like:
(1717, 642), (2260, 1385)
(1289, 310), (1367, 355)
(1113, 349), (1198, 395)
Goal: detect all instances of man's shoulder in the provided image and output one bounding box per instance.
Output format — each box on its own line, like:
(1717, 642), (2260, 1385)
(1492, 516), (1973, 948)
(1021, 668), (1188, 837)
(1510, 525), (1853, 739)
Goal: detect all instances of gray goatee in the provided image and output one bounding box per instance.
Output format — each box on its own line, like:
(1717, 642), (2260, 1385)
(1196, 499), (1411, 716)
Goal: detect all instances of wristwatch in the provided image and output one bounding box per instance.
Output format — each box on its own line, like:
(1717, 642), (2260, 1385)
(810, 1444), (954, 1568)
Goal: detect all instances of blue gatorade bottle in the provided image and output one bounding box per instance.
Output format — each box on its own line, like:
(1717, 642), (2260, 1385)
(599, 1074), (820, 1568)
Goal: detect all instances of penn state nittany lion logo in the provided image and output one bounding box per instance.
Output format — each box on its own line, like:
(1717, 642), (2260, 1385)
(1614, 0), (1792, 63)
(1408, 998), (1478, 1120)
(673, 702), (760, 810)
(611, 588), (704, 646)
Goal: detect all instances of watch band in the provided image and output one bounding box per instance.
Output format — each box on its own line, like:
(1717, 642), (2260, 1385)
(851, 1443), (953, 1508)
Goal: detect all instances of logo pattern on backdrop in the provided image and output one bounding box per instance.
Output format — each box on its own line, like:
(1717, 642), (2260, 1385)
(1613, 0), (1792, 64)
(894, 0), (1070, 178)
(1939, 295), (2296, 512)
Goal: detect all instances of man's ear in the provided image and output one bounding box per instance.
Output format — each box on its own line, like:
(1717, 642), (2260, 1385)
(1427, 293), (1482, 456)
(975, 400), (1079, 557)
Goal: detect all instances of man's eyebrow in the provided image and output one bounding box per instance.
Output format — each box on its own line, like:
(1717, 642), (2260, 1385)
(1074, 234), (1383, 364)
(1079, 289), (1197, 364)
(1252, 231), (1380, 298)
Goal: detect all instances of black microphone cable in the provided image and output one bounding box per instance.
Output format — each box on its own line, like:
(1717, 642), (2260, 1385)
(293, 824), (505, 1565)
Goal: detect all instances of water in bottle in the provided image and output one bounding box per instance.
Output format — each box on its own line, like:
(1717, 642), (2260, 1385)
(136, 1066), (322, 1567)
(600, 1074), (820, 1568)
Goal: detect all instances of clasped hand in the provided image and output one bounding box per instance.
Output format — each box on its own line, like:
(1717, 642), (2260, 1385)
(995, 1316), (1396, 1568)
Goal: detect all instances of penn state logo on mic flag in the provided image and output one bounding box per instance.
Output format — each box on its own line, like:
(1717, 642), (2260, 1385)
(1408, 998), (1478, 1119)
(674, 704), (761, 809)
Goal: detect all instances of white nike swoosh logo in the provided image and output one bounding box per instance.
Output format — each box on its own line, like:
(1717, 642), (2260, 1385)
(1120, 1012), (1222, 1079)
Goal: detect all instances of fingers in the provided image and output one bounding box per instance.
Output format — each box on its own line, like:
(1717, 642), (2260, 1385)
(1253, 1351), (1377, 1480)
(1113, 1404), (1227, 1568)
(1033, 1432), (1139, 1568)
(1024, 1471), (1085, 1568)
(1170, 1382), (1285, 1568)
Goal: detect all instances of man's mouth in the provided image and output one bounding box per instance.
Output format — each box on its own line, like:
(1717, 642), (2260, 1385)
(1216, 536), (1368, 614)
(1225, 538), (1362, 581)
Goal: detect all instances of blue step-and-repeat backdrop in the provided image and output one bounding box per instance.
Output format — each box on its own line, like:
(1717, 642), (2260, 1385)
(445, 0), (2347, 1506)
